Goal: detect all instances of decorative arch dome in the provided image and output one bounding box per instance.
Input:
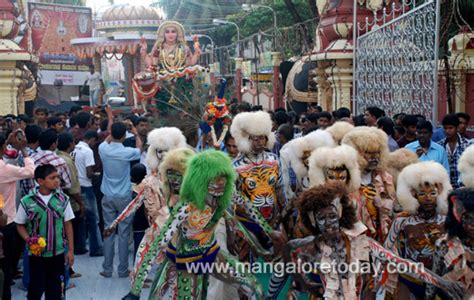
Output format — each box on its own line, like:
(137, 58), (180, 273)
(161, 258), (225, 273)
(97, 5), (162, 32)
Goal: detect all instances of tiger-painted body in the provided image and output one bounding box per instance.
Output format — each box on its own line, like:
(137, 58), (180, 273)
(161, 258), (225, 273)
(232, 152), (284, 262)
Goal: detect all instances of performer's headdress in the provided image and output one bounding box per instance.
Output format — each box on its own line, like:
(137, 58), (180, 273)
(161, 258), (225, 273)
(159, 147), (195, 199)
(397, 161), (452, 215)
(230, 111), (275, 153)
(326, 121), (354, 145)
(385, 148), (419, 185)
(180, 150), (236, 222)
(156, 21), (186, 44)
(446, 188), (474, 239)
(296, 182), (357, 235)
(146, 127), (187, 172)
(458, 144), (474, 188)
(280, 130), (335, 182)
(308, 145), (361, 192)
(341, 126), (389, 171)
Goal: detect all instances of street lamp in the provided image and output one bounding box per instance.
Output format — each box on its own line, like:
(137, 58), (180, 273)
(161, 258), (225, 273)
(242, 4), (277, 49)
(196, 34), (215, 64)
(212, 19), (241, 57)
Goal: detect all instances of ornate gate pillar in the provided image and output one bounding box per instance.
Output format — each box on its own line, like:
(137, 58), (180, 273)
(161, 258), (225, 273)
(315, 61), (332, 111)
(271, 52), (282, 109)
(326, 58), (352, 110)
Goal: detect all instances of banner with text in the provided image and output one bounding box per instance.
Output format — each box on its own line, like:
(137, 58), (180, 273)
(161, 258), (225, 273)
(29, 3), (92, 72)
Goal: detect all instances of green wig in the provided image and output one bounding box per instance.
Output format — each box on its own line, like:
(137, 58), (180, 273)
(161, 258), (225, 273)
(180, 150), (236, 221)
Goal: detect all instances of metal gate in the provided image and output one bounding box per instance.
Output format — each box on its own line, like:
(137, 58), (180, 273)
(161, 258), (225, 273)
(354, 0), (441, 123)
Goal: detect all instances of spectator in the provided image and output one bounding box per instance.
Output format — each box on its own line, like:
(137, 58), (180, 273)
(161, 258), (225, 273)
(83, 65), (103, 107)
(55, 112), (67, 126)
(17, 114), (32, 131)
(405, 120), (449, 173)
(363, 106), (385, 127)
(317, 111), (332, 129)
(393, 126), (405, 142)
(74, 130), (103, 257)
(19, 125), (43, 198)
(237, 102), (251, 114)
(393, 113), (406, 127)
(57, 133), (86, 255)
(0, 131), (35, 300)
(15, 164), (75, 300)
(26, 129), (72, 193)
(70, 112), (91, 144)
(224, 133), (238, 159)
(99, 122), (142, 278)
(397, 114), (418, 147)
(307, 103), (322, 114)
(306, 113), (319, 129)
(67, 106), (82, 129)
(377, 117), (399, 152)
(33, 107), (48, 129)
(352, 114), (366, 126)
(456, 112), (471, 139)
(277, 124), (294, 147)
(272, 111), (288, 131)
(0, 204), (6, 298)
(123, 117), (149, 167)
(437, 113), (471, 188)
(47, 116), (64, 133)
(335, 107), (351, 120)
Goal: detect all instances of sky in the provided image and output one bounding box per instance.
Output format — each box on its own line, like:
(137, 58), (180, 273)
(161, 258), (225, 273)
(85, 0), (154, 14)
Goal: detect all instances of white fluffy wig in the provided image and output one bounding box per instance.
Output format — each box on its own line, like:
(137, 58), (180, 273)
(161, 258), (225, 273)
(326, 121), (354, 145)
(230, 111), (275, 153)
(280, 130), (335, 198)
(396, 161), (452, 215)
(146, 127), (187, 172)
(458, 144), (474, 188)
(341, 126), (389, 171)
(308, 145), (361, 193)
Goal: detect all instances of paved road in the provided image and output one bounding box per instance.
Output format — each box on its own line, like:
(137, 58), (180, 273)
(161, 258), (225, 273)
(12, 249), (152, 300)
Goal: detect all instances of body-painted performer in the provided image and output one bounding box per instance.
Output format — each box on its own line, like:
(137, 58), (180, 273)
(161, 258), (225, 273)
(267, 145), (361, 299)
(279, 129), (335, 200)
(382, 161), (452, 298)
(104, 127), (188, 233)
(458, 144), (474, 188)
(341, 126), (396, 242)
(428, 188), (474, 299)
(122, 150), (264, 300)
(201, 79), (232, 149)
(229, 110), (287, 262)
(284, 183), (463, 300)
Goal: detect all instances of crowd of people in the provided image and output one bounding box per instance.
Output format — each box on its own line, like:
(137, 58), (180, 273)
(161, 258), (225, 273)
(0, 101), (473, 299)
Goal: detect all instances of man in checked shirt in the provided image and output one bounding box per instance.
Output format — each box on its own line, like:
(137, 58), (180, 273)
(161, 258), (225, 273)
(24, 129), (72, 193)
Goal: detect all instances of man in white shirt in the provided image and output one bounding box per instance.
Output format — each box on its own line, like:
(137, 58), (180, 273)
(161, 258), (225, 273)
(73, 130), (103, 256)
(84, 65), (103, 107)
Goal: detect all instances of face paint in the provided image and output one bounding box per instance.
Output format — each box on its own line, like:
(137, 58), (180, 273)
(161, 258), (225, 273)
(156, 148), (166, 160)
(313, 205), (340, 236)
(462, 211), (474, 239)
(166, 169), (183, 194)
(207, 176), (227, 199)
(415, 183), (438, 213)
(324, 168), (349, 185)
(362, 150), (380, 170)
(249, 135), (267, 154)
(302, 151), (312, 168)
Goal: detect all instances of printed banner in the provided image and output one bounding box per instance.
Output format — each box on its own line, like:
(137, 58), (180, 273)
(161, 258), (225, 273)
(28, 3), (93, 71)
